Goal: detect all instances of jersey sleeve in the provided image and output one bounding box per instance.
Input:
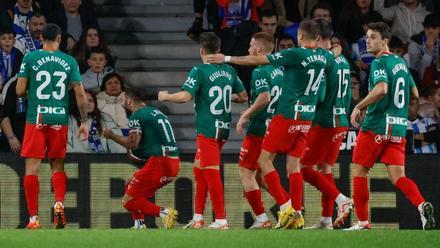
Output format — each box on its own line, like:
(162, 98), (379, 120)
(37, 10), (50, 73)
(17, 53), (29, 78)
(181, 66), (201, 96)
(251, 68), (270, 95)
(70, 59), (82, 85)
(267, 48), (300, 67)
(128, 111), (142, 134)
(370, 59), (388, 85)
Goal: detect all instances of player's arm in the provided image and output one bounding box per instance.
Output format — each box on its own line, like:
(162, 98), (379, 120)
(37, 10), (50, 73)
(206, 54), (270, 66)
(411, 86), (419, 99)
(158, 90), (193, 103)
(236, 92), (270, 134)
(103, 130), (141, 150)
(16, 77), (28, 97)
(72, 83), (89, 140)
(350, 82), (387, 127)
(232, 90), (248, 103)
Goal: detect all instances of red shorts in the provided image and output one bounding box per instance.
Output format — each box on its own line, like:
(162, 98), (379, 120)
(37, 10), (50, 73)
(194, 134), (225, 167)
(301, 126), (348, 167)
(262, 115), (312, 158)
(353, 130), (406, 167)
(125, 156), (180, 198)
(239, 135), (264, 170)
(21, 123), (68, 159)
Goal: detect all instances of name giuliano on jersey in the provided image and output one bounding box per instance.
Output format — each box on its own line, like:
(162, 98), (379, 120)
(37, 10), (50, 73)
(18, 49), (82, 125)
(362, 53), (416, 137)
(267, 47), (334, 121)
(181, 63), (245, 140)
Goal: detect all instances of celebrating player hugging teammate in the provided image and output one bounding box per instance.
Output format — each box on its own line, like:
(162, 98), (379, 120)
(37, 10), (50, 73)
(207, 20), (352, 229)
(158, 32), (248, 229)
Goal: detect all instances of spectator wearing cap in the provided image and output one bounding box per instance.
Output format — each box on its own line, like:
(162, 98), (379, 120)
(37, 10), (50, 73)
(408, 13), (440, 85)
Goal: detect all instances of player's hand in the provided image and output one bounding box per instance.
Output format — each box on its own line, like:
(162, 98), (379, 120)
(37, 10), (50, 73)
(103, 129), (113, 139)
(8, 136), (21, 153)
(158, 91), (169, 101)
(78, 122), (89, 141)
(236, 115), (249, 135)
(350, 107), (361, 128)
(206, 54), (225, 64)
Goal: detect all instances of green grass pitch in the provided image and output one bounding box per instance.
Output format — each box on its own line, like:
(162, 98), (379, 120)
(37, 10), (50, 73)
(0, 229), (439, 248)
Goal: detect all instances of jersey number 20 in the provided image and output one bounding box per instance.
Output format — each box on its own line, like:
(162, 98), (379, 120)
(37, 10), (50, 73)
(209, 85), (232, 115)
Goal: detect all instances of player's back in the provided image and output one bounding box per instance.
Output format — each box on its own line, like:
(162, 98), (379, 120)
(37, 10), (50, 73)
(20, 49), (80, 125)
(362, 54), (414, 137)
(314, 54), (351, 128)
(130, 106), (179, 160)
(182, 63), (244, 140)
(268, 47), (332, 121)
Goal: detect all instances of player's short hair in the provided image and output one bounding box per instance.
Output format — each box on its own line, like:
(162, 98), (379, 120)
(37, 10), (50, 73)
(367, 22), (391, 40)
(200, 32), (221, 54)
(42, 23), (61, 41)
(125, 87), (144, 102)
(299, 20), (320, 41)
(0, 26), (15, 36)
(260, 9), (278, 21)
(315, 19), (333, 40)
(87, 47), (107, 59)
(252, 32), (274, 53)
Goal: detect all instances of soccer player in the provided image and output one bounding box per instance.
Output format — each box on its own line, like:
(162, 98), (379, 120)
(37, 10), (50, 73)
(103, 88), (180, 229)
(349, 22), (435, 230)
(158, 32), (248, 229)
(16, 23), (89, 229)
(300, 19), (353, 229)
(207, 20), (341, 229)
(236, 32), (285, 229)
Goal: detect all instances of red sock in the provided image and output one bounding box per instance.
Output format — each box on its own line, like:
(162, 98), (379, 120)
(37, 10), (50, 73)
(24, 175), (39, 216)
(131, 211), (144, 220)
(124, 198), (160, 217)
(245, 189), (265, 216)
(395, 177), (425, 207)
(301, 168), (340, 201)
(289, 172), (303, 211)
(321, 173), (335, 217)
(264, 171), (289, 207)
(353, 176), (369, 221)
(52, 171), (67, 202)
(193, 167), (207, 215)
(204, 169), (226, 219)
